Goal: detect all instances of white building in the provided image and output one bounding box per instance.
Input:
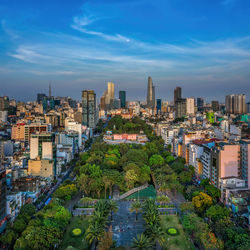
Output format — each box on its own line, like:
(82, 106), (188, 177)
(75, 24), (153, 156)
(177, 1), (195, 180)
(189, 142), (204, 174)
(6, 192), (26, 222)
(65, 121), (82, 148)
(220, 120), (229, 132)
(200, 145), (212, 179)
(186, 98), (195, 115)
(161, 127), (179, 145)
(0, 111), (8, 122)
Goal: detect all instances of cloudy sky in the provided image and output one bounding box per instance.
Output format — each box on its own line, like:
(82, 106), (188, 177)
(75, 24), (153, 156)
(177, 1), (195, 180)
(0, 0), (250, 102)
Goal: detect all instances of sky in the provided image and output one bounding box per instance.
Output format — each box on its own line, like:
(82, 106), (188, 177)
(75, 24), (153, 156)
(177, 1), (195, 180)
(0, 0), (250, 102)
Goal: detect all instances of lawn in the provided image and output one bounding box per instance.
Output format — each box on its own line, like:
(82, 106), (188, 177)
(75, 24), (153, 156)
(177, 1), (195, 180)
(60, 216), (90, 250)
(160, 215), (194, 250)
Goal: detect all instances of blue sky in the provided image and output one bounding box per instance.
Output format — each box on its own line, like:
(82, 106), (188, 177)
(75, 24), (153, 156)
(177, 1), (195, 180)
(0, 0), (250, 102)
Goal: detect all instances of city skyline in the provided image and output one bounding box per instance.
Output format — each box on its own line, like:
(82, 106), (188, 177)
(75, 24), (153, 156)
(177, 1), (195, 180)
(0, 0), (250, 101)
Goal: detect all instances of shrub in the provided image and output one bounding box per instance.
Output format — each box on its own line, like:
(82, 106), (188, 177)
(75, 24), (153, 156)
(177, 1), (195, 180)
(166, 227), (179, 236)
(71, 228), (83, 237)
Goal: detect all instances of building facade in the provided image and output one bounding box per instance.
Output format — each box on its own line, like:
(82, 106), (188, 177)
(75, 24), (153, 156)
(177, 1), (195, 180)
(119, 91), (126, 108)
(147, 76), (155, 108)
(82, 90), (98, 128)
(225, 94), (246, 114)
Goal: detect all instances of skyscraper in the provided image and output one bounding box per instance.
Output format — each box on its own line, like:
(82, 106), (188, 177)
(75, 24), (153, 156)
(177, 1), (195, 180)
(101, 82), (115, 110)
(156, 99), (162, 114)
(108, 82), (115, 101)
(174, 87), (182, 104)
(147, 76), (155, 108)
(119, 91), (126, 108)
(211, 100), (220, 112)
(175, 98), (186, 118)
(197, 97), (204, 112)
(82, 90), (98, 128)
(225, 94), (246, 114)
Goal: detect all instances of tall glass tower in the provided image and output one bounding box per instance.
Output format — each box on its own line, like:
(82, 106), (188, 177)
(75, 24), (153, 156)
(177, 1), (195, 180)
(147, 76), (155, 108)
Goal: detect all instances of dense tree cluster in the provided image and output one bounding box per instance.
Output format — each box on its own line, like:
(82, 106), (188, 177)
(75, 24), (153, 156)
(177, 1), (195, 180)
(13, 201), (71, 250)
(52, 181), (77, 201)
(0, 204), (36, 247)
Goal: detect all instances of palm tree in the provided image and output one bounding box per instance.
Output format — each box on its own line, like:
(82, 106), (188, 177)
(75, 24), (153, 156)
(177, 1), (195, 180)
(85, 221), (104, 250)
(148, 224), (165, 248)
(130, 201), (142, 221)
(108, 200), (118, 221)
(132, 234), (152, 250)
(91, 210), (108, 228)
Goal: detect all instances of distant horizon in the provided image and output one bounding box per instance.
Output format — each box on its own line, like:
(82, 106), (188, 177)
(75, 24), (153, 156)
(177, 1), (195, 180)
(0, 0), (250, 101)
(2, 82), (249, 105)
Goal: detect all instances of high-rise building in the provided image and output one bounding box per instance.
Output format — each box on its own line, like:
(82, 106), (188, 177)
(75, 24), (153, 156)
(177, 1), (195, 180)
(107, 82), (114, 101)
(82, 90), (98, 128)
(0, 96), (9, 112)
(197, 97), (204, 112)
(119, 91), (126, 108)
(211, 100), (219, 112)
(100, 82), (115, 110)
(147, 76), (155, 108)
(28, 133), (55, 179)
(174, 87), (182, 104)
(211, 144), (240, 187)
(156, 99), (162, 114)
(247, 102), (250, 113)
(225, 94), (246, 114)
(186, 98), (195, 115)
(0, 165), (7, 233)
(240, 139), (250, 189)
(30, 133), (53, 160)
(175, 98), (186, 118)
(37, 93), (46, 104)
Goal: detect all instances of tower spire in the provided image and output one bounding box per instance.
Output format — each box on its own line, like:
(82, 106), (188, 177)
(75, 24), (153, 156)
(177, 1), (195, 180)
(49, 83), (51, 98)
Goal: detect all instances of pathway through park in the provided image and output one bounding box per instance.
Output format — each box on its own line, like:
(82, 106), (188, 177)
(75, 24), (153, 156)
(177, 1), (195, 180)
(111, 201), (145, 247)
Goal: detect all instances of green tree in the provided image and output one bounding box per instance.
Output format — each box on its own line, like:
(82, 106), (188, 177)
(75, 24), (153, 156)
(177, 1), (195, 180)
(130, 201), (141, 221)
(147, 224), (165, 248)
(13, 219), (27, 234)
(109, 200), (118, 221)
(138, 165), (151, 184)
(121, 149), (148, 166)
(206, 205), (230, 221)
(132, 234), (152, 250)
(20, 204), (36, 216)
(85, 221), (105, 250)
(166, 155), (175, 163)
(149, 154), (164, 169)
(179, 171), (192, 184)
(125, 169), (138, 189)
(205, 185), (221, 201)
(0, 229), (18, 245)
(192, 192), (213, 213)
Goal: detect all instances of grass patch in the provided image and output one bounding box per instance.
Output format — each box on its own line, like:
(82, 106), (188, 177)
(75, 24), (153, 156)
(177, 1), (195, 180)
(60, 216), (89, 250)
(160, 215), (194, 250)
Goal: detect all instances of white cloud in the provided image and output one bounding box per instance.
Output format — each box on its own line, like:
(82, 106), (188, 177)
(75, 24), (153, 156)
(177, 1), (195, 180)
(71, 13), (130, 43)
(1, 19), (19, 40)
(9, 47), (48, 63)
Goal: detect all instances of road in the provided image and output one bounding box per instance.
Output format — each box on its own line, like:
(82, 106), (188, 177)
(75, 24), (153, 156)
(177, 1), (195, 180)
(36, 164), (74, 210)
(36, 132), (99, 211)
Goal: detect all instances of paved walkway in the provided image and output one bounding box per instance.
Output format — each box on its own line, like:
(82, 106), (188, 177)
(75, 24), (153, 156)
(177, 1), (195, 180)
(111, 201), (145, 247)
